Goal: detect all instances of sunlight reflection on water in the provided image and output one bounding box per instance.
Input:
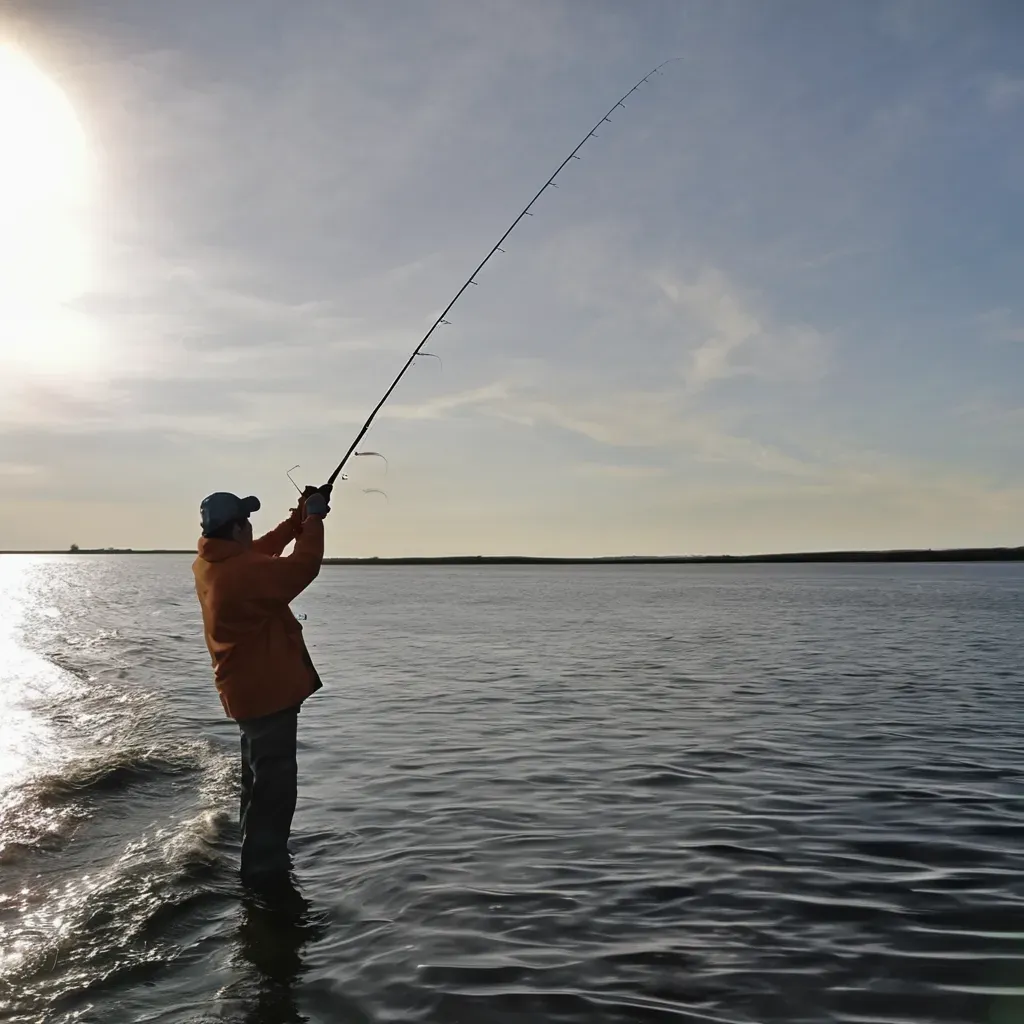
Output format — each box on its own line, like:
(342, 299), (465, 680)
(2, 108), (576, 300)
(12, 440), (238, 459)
(0, 559), (91, 859)
(0, 558), (50, 792)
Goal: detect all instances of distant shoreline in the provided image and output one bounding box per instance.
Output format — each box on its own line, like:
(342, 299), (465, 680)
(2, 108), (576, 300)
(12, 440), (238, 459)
(1, 547), (1022, 563)
(324, 548), (1024, 565)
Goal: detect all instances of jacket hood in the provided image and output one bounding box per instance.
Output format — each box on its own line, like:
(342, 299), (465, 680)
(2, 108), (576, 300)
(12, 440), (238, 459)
(196, 536), (245, 563)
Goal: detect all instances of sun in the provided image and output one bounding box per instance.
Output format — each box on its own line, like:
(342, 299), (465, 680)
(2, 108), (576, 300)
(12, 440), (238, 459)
(0, 42), (97, 375)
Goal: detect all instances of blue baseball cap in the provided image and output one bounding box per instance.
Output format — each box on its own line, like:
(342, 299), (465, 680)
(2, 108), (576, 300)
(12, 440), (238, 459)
(200, 492), (261, 537)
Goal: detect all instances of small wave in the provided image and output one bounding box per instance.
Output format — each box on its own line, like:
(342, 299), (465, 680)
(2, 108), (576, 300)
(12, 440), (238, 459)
(0, 800), (85, 867)
(35, 746), (200, 800)
(0, 737), (231, 871)
(0, 744), (192, 869)
(41, 651), (95, 683)
(162, 807), (235, 876)
(0, 771), (239, 1021)
(0, 829), (237, 1018)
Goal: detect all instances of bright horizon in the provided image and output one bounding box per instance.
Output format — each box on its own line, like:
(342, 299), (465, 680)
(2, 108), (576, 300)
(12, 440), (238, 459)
(1, 2), (1022, 558)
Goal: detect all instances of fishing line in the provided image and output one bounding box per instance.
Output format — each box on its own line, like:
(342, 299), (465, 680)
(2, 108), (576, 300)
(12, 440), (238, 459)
(322, 59), (681, 492)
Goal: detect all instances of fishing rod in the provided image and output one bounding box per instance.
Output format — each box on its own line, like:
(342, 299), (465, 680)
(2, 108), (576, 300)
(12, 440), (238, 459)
(322, 58), (681, 491)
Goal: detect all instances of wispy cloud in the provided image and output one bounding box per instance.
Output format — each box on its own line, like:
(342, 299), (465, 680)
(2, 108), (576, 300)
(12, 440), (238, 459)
(572, 462), (666, 480)
(958, 398), (1024, 436)
(381, 374), (815, 479)
(658, 267), (830, 395)
(0, 462), (43, 479)
(386, 383), (514, 422)
(877, 0), (977, 47)
(982, 73), (1024, 114)
(978, 308), (1024, 344)
(497, 391), (816, 476)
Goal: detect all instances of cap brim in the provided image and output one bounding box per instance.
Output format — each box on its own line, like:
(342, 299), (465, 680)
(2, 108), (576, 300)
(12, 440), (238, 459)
(240, 495), (261, 516)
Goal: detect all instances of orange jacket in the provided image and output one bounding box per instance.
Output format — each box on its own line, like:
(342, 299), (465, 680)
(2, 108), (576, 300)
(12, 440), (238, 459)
(192, 510), (326, 721)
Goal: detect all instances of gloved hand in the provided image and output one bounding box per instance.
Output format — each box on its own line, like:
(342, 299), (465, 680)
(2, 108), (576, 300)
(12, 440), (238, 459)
(304, 484), (332, 518)
(295, 484), (319, 518)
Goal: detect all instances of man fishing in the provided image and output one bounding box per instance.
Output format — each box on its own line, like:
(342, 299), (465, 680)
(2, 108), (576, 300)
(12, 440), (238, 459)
(192, 485), (331, 890)
(184, 60), (672, 893)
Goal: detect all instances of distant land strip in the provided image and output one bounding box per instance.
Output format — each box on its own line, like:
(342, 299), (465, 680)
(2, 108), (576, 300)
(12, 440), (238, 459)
(325, 548), (1024, 564)
(2, 547), (1021, 563)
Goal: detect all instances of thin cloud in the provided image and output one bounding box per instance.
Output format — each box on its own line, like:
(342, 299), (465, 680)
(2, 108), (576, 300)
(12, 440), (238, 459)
(573, 463), (667, 480)
(0, 462), (43, 478)
(982, 74), (1024, 114)
(957, 398), (1024, 436)
(658, 267), (830, 395)
(978, 309), (1024, 345)
(382, 383), (508, 421)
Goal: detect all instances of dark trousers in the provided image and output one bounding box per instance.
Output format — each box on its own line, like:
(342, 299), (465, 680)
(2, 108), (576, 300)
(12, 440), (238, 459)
(238, 705), (300, 885)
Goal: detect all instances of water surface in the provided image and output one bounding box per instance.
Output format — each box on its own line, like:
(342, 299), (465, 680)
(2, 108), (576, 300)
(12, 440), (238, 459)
(1, 556), (1023, 1022)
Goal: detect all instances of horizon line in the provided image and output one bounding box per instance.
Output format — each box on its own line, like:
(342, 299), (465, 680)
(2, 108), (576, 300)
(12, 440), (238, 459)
(0, 546), (1022, 564)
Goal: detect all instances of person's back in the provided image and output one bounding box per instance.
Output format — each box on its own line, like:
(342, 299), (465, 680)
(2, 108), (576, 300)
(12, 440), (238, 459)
(192, 487), (331, 889)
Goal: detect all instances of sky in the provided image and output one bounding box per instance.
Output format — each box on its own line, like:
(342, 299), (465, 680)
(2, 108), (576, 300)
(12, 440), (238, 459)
(0, 0), (1022, 556)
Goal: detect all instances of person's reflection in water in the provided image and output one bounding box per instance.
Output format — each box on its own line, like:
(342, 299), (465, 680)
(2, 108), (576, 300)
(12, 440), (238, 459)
(236, 876), (325, 1024)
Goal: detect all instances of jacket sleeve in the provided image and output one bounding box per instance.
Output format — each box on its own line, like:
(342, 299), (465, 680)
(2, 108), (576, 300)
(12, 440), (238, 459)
(250, 516), (325, 604)
(252, 509), (301, 557)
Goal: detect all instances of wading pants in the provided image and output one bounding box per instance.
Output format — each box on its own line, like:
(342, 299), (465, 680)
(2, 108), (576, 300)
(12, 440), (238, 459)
(237, 704), (300, 886)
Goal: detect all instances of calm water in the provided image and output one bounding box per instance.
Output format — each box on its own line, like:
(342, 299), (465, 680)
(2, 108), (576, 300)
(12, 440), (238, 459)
(1, 556), (1023, 1023)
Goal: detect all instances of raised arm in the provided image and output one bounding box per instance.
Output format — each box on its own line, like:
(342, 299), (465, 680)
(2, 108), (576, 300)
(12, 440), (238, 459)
(250, 514), (326, 605)
(251, 507), (301, 558)
(252, 486), (320, 557)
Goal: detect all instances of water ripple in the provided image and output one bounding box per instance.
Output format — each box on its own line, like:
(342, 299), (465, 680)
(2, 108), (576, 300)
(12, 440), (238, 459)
(0, 559), (1022, 1022)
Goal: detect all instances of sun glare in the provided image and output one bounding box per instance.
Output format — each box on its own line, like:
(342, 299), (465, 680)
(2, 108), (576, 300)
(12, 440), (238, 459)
(0, 43), (97, 376)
